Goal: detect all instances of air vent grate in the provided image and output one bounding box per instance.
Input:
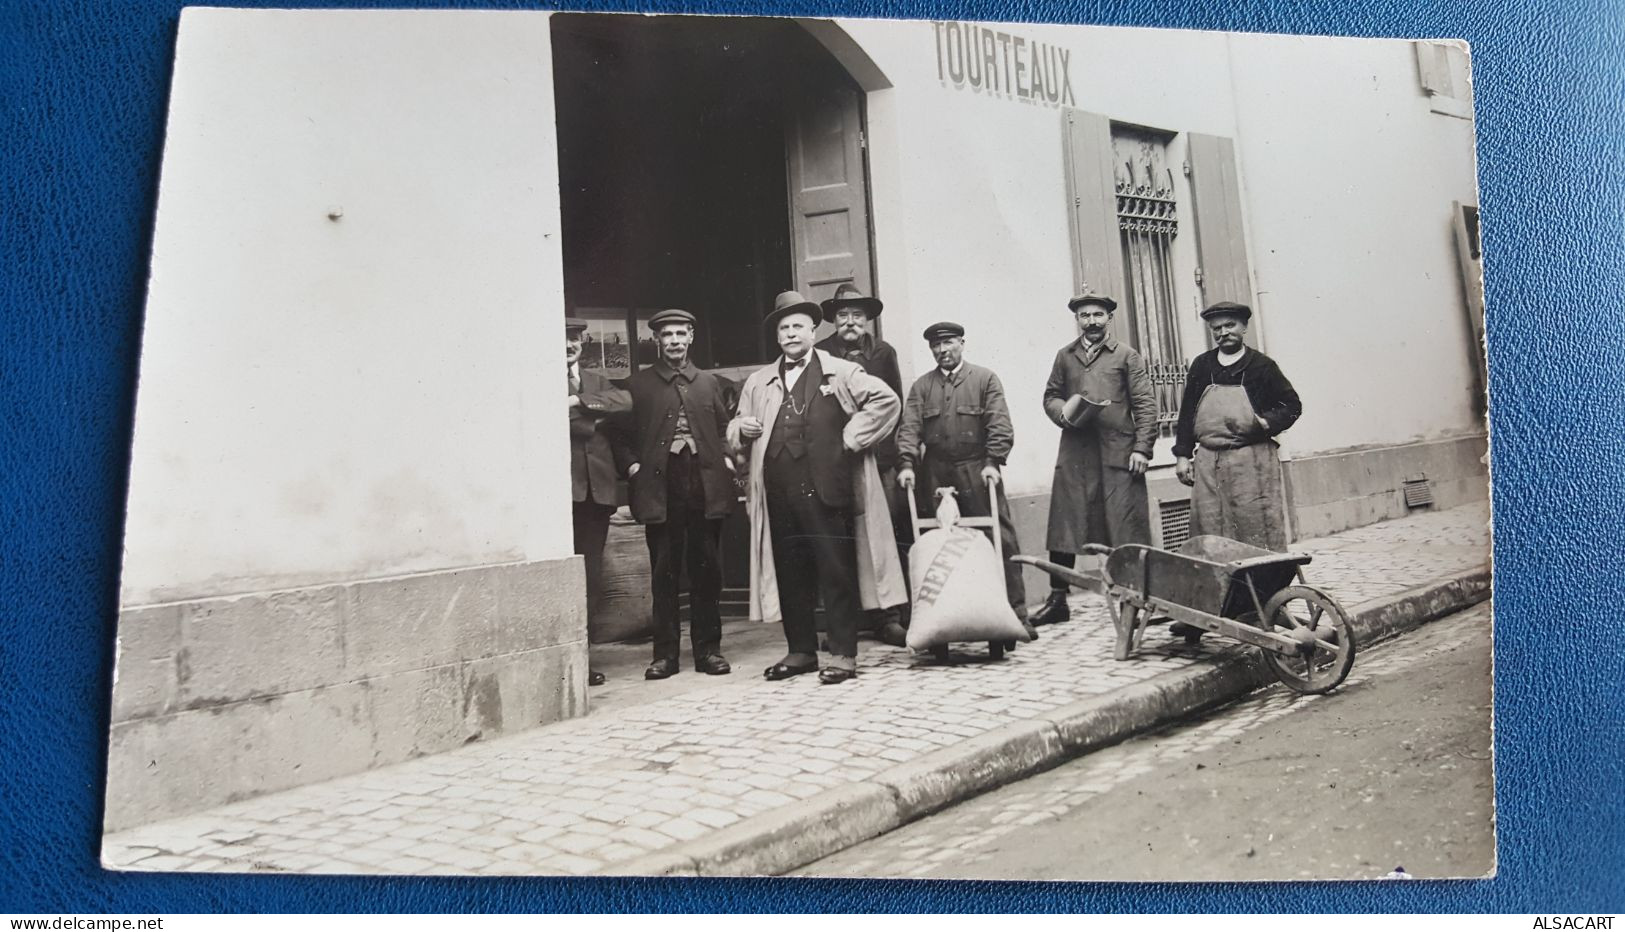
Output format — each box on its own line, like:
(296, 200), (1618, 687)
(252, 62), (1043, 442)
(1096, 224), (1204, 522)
(1159, 497), (1193, 550)
(1403, 474), (1435, 509)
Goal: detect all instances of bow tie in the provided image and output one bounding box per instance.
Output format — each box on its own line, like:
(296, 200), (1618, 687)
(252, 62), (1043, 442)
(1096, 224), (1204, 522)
(784, 358), (806, 370)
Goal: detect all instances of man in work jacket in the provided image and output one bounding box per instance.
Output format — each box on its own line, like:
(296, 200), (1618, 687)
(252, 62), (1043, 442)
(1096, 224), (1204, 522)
(1030, 293), (1158, 628)
(1172, 301), (1303, 552)
(895, 321), (1037, 641)
(565, 317), (633, 687)
(624, 309), (736, 681)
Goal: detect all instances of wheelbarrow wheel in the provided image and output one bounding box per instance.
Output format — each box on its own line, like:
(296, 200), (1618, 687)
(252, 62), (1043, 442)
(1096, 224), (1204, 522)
(1260, 585), (1356, 694)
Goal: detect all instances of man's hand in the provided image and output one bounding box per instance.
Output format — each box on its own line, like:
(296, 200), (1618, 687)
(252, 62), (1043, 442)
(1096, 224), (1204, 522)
(1128, 452), (1150, 477)
(736, 416), (764, 440)
(627, 463), (641, 478)
(981, 464), (1001, 487)
(896, 468), (915, 489)
(1175, 456), (1194, 486)
(1254, 414), (1270, 433)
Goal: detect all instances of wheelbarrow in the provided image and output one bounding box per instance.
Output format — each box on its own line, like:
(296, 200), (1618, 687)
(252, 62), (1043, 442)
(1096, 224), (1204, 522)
(903, 473), (1019, 662)
(1013, 536), (1357, 694)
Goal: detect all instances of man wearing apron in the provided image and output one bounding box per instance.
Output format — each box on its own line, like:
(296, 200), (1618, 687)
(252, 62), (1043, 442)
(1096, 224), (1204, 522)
(1172, 302), (1303, 551)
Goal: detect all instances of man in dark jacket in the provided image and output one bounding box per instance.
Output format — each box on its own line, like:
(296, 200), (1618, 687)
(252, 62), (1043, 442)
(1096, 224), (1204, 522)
(566, 317), (633, 686)
(1173, 301), (1302, 552)
(815, 283), (909, 647)
(896, 322), (1036, 640)
(624, 309), (734, 680)
(1030, 293), (1158, 627)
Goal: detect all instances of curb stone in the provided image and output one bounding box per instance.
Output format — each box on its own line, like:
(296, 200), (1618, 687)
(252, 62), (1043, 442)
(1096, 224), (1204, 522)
(596, 567), (1492, 877)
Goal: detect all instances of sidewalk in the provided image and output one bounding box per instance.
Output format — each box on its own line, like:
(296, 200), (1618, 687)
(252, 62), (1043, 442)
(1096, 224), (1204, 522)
(102, 501), (1491, 877)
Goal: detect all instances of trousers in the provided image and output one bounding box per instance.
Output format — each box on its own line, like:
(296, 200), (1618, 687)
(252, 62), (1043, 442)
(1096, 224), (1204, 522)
(645, 450), (724, 661)
(765, 449), (861, 662)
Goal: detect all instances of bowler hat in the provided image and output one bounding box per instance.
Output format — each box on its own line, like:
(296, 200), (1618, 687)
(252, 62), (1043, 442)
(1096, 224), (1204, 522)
(1060, 394), (1110, 428)
(1200, 301), (1253, 322)
(922, 321), (966, 343)
(564, 317), (589, 333)
(821, 283), (883, 322)
(648, 308), (697, 331)
(764, 290), (822, 332)
(1068, 292), (1118, 313)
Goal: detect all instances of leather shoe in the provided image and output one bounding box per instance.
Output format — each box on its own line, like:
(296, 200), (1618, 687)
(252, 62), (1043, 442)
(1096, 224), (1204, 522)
(875, 621), (909, 647)
(694, 653), (732, 675)
(818, 667), (857, 685)
(588, 669), (606, 687)
(644, 658), (679, 680)
(1029, 590), (1070, 626)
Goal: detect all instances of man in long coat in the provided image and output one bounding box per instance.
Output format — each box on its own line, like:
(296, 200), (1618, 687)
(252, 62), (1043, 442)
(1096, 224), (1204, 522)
(1031, 293), (1158, 627)
(1173, 301), (1302, 551)
(815, 283), (909, 647)
(727, 291), (906, 684)
(565, 317), (633, 685)
(624, 309), (735, 680)
(895, 322), (1035, 641)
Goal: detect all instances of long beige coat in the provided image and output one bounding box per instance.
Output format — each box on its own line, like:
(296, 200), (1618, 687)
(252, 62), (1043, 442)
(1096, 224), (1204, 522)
(726, 349), (907, 623)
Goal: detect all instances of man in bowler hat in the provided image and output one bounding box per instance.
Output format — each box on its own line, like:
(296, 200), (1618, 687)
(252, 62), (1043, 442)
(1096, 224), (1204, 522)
(624, 309), (735, 680)
(565, 317), (633, 686)
(1030, 293), (1158, 627)
(727, 291), (906, 684)
(895, 322), (1036, 641)
(815, 283), (909, 647)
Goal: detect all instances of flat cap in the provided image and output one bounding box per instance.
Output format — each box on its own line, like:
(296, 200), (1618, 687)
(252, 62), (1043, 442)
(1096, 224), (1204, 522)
(922, 321), (966, 342)
(648, 308), (697, 330)
(1068, 292), (1118, 312)
(1199, 301), (1252, 322)
(564, 317), (590, 332)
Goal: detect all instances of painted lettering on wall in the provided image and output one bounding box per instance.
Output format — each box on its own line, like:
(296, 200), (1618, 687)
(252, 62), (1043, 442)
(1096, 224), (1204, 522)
(931, 21), (1076, 106)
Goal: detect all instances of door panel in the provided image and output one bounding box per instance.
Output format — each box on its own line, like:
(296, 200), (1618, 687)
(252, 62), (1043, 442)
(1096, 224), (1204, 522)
(1062, 108), (1132, 345)
(1187, 133), (1256, 345)
(786, 81), (873, 312)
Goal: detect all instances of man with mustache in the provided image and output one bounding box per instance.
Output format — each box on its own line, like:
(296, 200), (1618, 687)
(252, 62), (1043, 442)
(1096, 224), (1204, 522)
(728, 291), (906, 685)
(1172, 301), (1302, 552)
(895, 322), (1036, 642)
(1030, 293), (1158, 628)
(624, 309), (735, 680)
(564, 317), (633, 687)
(814, 284), (909, 648)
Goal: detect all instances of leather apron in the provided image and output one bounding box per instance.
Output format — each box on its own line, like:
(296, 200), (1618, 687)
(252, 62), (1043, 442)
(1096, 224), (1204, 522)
(1189, 383), (1288, 550)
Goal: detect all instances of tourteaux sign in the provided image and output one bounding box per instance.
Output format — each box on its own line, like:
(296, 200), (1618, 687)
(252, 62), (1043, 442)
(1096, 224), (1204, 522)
(931, 21), (1077, 105)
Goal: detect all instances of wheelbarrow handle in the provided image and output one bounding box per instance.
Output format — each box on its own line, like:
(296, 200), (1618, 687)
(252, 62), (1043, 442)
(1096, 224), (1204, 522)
(1010, 554), (1108, 594)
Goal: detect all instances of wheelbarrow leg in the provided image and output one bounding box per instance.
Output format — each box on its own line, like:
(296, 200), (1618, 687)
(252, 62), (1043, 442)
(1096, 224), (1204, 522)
(1113, 599), (1141, 661)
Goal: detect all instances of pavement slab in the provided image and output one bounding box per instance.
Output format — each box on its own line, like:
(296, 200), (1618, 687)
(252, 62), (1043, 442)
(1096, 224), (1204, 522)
(102, 501), (1491, 877)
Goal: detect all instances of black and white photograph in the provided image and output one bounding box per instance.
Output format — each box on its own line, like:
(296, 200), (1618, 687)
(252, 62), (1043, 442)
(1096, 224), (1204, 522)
(102, 8), (1494, 880)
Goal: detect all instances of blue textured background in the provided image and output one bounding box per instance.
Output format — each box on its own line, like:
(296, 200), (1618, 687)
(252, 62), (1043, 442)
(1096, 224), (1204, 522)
(3, 0), (1622, 913)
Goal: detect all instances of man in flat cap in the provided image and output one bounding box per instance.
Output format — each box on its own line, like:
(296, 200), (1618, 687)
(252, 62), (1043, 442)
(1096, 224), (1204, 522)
(624, 309), (735, 680)
(565, 317), (633, 686)
(727, 291), (906, 685)
(896, 322), (1035, 640)
(1031, 293), (1158, 628)
(815, 283), (909, 647)
(1173, 301), (1302, 554)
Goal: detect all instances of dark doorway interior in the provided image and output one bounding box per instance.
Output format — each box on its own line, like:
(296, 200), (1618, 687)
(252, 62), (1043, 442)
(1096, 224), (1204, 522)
(552, 14), (854, 377)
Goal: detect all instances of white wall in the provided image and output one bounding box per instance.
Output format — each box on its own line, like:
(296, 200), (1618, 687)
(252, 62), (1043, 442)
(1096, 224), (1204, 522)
(840, 19), (1241, 497)
(1225, 33), (1484, 458)
(843, 18), (1483, 491)
(122, 9), (568, 606)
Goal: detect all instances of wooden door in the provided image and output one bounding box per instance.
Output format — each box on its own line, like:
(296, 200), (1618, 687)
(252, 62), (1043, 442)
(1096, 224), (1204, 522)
(1062, 108), (1132, 345)
(785, 80), (874, 320)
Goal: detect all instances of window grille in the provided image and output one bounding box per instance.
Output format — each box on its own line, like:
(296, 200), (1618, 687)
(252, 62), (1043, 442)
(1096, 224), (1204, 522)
(1113, 128), (1187, 438)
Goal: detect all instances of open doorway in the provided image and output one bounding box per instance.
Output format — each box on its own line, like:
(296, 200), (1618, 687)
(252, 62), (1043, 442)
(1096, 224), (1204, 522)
(550, 13), (876, 383)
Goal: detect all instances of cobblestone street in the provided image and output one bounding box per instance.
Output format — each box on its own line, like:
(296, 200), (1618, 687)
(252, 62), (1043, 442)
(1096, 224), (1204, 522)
(102, 501), (1491, 876)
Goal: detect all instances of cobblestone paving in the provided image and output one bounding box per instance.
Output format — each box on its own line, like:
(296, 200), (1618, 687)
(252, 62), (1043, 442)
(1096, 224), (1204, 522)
(795, 602), (1492, 879)
(102, 502), (1490, 876)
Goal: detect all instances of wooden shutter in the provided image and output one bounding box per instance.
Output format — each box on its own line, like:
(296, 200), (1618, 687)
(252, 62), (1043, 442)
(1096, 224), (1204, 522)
(1187, 133), (1256, 342)
(1062, 108), (1130, 344)
(785, 81), (873, 311)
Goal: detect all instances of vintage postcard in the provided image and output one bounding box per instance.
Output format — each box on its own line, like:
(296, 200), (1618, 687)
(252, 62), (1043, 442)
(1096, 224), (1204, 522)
(104, 8), (1492, 880)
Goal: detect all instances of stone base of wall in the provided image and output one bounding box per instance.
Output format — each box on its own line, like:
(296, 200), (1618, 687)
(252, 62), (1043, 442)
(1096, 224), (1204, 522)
(105, 556), (586, 833)
(1284, 434), (1489, 540)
